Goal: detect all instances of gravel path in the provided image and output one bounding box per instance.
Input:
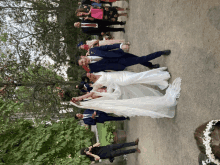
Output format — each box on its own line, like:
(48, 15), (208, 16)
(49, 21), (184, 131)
(111, 0), (220, 164)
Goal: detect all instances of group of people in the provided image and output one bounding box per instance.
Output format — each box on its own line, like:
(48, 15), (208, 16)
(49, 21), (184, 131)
(72, 0), (182, 163)
(74, 0), (129, 36)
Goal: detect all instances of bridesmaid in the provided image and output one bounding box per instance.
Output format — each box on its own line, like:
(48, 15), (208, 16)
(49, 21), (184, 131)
(76, 6), (128, 22)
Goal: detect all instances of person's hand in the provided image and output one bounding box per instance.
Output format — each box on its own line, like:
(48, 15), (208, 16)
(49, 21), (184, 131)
(86, 52), (90, 56)
(91, 111), (96, 119)
(95, 156), (100, 161)
(71, 97), (82, 105)
(85, 16), (89, 20)
(101, 32), (105, 36)
(86, 151), (91, 155)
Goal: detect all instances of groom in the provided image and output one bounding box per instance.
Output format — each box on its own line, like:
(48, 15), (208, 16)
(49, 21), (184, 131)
(77, 43), (171, 73)
(75, 109), (130, 125)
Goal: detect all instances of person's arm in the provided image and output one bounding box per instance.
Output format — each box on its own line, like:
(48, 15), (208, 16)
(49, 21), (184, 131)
(84, 16), (94, 21)
(86, 151), (100, 161)
(86, 51), (90, 56)
(87, 6), (93, 15)
(84, 124), (89, 129)
(88, 142), (100, 150)
(92, 142), (100, 147)
(88, 40), (99, 47)
(72, 91), (101, 102)
(76, 92), (95, 100)
(91, 111), (96, 119)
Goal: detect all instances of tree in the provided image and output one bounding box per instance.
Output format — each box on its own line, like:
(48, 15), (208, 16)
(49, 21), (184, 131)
(0, 0), (87, 120)
(0, 117), (95, 164)
(0, 0), (80, 65)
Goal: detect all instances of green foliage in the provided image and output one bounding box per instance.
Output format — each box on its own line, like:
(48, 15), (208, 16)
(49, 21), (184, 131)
(0, 118), (95, 164)
(0, 59), (79, 120)
(0, 98), (24, 133)
(0, 33), (7, 42)
(104, 121), (116, 143)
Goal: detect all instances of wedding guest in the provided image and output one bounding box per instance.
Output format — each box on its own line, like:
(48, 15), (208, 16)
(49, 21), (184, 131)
(74, 19), (125, 36)
(76, 6), (128, 22)
(75, 109), (129, 125)
(81, 139), (140, 162)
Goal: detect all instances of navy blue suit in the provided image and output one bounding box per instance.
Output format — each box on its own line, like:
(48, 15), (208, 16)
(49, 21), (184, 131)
(88, 44), (165, 73)
(82, 109), (126, 125)
(81, 20), (125, 36)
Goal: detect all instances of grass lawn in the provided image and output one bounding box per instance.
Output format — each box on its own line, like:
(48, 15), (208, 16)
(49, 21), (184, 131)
(96, 123), (111, 146)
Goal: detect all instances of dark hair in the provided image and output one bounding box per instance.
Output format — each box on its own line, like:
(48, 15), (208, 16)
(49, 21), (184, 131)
(74, 114), (79, 120)
(78, 83), (84, 90)
(75, 56), (81, 66)
(81, 76), (90, 83)
(80, 147), (88, 155)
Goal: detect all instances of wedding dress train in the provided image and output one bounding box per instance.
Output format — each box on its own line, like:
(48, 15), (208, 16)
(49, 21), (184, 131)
(71, 76), (182, 118)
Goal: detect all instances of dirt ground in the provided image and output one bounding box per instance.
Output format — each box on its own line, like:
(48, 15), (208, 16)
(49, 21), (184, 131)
(111, 0), (220, 165)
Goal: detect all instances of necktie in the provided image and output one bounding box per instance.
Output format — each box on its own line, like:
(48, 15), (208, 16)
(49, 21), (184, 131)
(84, 23), (97, 27)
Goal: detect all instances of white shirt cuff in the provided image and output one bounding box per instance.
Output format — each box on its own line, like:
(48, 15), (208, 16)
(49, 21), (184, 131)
(120, 43), (123, 49)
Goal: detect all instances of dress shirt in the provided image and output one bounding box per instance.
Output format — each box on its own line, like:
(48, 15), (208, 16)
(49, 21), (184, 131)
(83, 113), (99, 119)
(88, 56), (103, 63)
(81, 23), (98, 28)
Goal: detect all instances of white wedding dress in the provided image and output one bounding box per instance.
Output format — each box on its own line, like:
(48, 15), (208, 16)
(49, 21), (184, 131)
(92, 67), (170, 92)
(71, 68), (182, 118)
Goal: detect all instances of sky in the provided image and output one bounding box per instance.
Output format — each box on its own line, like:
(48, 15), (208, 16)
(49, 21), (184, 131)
(0, 0), (69, 80)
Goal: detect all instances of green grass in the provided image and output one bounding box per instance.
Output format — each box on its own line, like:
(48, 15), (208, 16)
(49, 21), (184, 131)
(96, 123), (111, 146)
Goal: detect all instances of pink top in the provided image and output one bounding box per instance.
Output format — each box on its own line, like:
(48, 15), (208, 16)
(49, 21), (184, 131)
(91, 8), (103, 19)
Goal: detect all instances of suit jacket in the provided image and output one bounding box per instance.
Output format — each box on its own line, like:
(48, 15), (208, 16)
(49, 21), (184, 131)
(81, 0), (92, 5)
(83, 109), (109, 125)
(88, 44), (128, 72)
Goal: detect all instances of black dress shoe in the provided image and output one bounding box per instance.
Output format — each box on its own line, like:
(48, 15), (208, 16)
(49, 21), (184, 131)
(121, 21), (126, 25)
(163, 50), (171, 55)
(149, 64), (160, 69)
(122, 28), (125, 33)
(135, 138), (139, 145)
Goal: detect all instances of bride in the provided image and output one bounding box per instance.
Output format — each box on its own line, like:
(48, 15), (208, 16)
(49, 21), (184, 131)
(70, 68), (181, 118)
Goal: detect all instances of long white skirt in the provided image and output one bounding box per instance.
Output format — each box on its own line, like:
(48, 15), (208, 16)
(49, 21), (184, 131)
(71, 78), (182, 118)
